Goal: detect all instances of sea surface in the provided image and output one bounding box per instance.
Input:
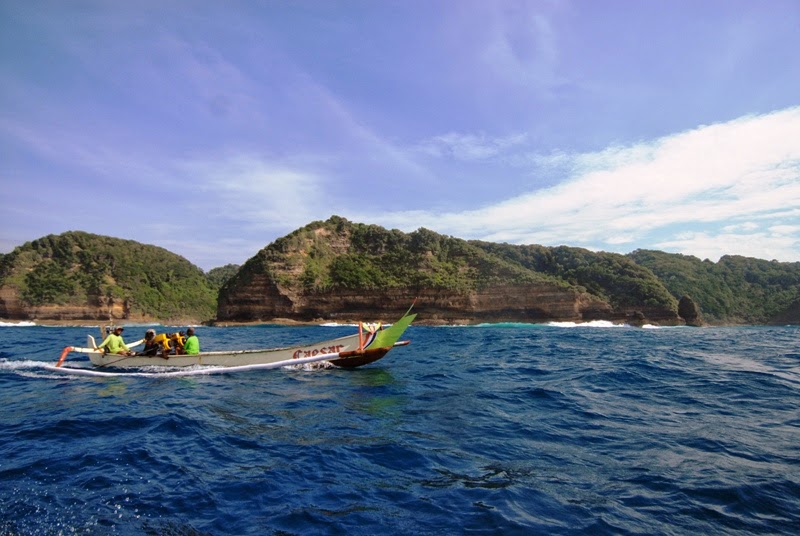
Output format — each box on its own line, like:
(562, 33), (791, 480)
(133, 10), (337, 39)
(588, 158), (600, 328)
(1, 321), (798, 535)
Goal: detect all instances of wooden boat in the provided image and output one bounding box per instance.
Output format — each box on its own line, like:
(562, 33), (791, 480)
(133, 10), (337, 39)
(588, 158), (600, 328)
(56, 312), (416, 370)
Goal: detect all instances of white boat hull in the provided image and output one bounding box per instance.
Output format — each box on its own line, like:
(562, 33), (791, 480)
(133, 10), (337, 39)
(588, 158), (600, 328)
(57, 313), (416, 370)
(88, 332), (364, 368)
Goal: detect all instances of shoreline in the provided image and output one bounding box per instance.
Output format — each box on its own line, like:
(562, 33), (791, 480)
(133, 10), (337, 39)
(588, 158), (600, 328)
(1, 317), (792, 328)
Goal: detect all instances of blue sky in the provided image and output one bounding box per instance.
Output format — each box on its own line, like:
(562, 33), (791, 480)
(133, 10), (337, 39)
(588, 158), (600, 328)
(1, 1), (799, 270)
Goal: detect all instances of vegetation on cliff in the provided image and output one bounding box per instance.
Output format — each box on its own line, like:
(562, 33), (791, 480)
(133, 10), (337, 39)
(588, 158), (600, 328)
(628, 249), (800, 324)
(472, 242), (677, 310)
(0, 231), (217, 321)
(206, 264), (240, 290)
(221, 216), (565, 296)
(219, 216), (676, 316)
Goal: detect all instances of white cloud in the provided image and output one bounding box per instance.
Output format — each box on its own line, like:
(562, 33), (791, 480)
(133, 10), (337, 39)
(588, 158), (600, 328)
(177, 154), (328, 230)
(722, 222), (760, 233)
(370, 107), (800, 262)
(655, 231), (798, 263)
(769, 225), (800, 236)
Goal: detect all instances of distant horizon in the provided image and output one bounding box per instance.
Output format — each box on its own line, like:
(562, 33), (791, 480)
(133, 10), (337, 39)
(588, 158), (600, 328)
(2, 2), (798, 269)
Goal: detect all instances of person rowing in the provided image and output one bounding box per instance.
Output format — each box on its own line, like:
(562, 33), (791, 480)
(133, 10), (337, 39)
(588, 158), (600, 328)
(97, 326), (132, 356)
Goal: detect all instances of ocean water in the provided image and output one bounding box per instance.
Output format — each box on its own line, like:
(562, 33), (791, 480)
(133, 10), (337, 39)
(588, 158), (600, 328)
(0, 321), (798, 535)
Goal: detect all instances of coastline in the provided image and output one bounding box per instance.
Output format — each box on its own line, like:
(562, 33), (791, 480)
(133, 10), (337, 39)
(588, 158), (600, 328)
(3, 316), (783, 328)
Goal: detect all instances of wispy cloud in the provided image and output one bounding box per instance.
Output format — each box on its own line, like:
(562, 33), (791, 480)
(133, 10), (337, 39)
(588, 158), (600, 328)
(367, 107), (800, 262)
(415, 132), (528, 161)
(480, 6), (564, 94)
(178, 154), (327, 231)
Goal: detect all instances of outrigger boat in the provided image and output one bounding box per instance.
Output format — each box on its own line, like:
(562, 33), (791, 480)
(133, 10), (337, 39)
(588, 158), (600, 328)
(55, 311), (416, 371)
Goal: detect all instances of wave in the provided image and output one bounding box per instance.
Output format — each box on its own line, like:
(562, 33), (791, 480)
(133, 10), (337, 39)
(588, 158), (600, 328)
(0, 321), (37, 327)
(547, 320), (628, 328)
(449, 320), (665, 329)
(549, 321), (686, 329)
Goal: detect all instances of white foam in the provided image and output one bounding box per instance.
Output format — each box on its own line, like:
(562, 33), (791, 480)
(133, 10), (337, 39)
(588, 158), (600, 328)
(0, 359), (49, 370)
(547, 320), (628, 328)
(0, 321), (37, 327)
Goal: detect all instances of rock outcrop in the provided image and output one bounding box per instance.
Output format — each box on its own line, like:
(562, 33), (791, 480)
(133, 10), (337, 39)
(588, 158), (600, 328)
(677, 295), (704, 326)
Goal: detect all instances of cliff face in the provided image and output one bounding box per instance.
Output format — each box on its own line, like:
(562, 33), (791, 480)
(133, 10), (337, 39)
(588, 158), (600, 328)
(217, 279), (610, 323)
(217, 217), (682, 325)
(0, 284), (145, 322)
(0, 286), (25, 319)
(217, 279), (680, 325)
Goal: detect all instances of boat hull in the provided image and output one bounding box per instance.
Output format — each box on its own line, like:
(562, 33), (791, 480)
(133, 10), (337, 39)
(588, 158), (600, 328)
(74, 312), (417, 369)
(88, 332), (364, 368)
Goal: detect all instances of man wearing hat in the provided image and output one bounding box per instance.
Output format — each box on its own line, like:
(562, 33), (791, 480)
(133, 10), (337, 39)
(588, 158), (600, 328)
(97, 326), (132, 356)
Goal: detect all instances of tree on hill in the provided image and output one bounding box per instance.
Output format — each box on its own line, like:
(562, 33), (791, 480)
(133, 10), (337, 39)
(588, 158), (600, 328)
(206, 264), (240, 290)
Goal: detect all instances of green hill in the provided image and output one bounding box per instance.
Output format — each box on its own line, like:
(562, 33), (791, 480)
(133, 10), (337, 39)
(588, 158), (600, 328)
(472, 242), (677, 310)
(628, 249), (800, 324)
(218, 216), (680, 323)
(221, 216), (566, 295)
(0, 231), (217, 322)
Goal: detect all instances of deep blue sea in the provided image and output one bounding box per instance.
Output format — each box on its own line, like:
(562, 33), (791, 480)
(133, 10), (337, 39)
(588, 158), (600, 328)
(1, 321), (799, 535)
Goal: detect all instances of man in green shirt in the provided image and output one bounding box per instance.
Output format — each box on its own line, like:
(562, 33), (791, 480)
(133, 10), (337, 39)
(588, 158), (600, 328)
(183, 327), (200, 355)
(97, 326), (132, 355)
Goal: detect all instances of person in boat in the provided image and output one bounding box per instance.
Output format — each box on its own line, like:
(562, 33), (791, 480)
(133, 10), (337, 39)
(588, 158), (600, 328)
(97, 326), (132, 356)
(183, 327), (200, 355)
(138, 329), (159, 356)
(170, 331), (187, 355)
(141, 331), (182, 358)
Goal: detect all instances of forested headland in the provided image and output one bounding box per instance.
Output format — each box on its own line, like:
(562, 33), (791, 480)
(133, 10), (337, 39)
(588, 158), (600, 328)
(1, 218), (798, 325)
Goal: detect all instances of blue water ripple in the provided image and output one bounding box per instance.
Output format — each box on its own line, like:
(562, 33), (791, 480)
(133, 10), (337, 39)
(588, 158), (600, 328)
(1, 324), (799, 534)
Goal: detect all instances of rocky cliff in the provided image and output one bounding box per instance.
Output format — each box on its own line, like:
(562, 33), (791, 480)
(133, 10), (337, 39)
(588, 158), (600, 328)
(217, 217), (682, 325)
(217, 276), (680, 325)
(0, 285), (136, 322)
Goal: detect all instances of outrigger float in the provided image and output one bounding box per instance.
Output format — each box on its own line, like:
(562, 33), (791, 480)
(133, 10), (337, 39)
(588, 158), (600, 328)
(55, 311), (416, 372)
